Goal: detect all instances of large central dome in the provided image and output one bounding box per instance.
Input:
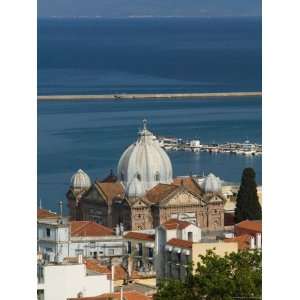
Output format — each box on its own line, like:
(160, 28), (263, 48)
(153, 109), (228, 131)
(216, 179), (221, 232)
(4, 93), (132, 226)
(117, 120), (173, 197)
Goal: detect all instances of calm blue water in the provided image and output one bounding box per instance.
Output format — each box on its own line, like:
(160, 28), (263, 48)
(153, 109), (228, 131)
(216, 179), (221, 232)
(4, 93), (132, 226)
(37, 17), (261, 212)
(38, 17), (261, 95)
(38, 97), (261, 211)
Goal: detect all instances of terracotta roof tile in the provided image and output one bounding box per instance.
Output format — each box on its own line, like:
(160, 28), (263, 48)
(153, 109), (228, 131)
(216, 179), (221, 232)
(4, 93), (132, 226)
(163, 219), (192, 230)
(95, 181), (125, 203)
(113, 265), (127, 281)
(124, 232), (155, 242)
(68, 291), (151, 300)
(37, 208), (58, 219)
(101, 171), (118, 183)
(145, 183), (178, 204)
(167, 238), (193, 249)
(85, 260), (127, 280)
(85, 259), (111, 274)
(235, 220), (262, 234)
(224, 234), (252, 250)
(70, 221), (114, 237)
(173, 177), (203, 196)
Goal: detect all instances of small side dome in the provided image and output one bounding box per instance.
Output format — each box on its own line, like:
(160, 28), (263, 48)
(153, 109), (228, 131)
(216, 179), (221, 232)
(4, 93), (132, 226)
(70, 169), (91, 190)
(202, 173), (222, 193)
(125, 175), (144, 198)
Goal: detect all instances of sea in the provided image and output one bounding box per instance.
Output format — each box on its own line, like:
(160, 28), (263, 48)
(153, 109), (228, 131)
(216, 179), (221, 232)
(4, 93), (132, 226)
(37, 17), (261, 212)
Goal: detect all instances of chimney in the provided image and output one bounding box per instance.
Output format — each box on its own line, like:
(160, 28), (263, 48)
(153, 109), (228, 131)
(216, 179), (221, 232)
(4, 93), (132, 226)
(250, 236), (255, 249)
(256, 233), (262, 249)
(128, 256), (133, 278)
(78, 254), (83, 264)
(110, 264), (115, 293)
(116, 224), (120, 236)
(120, 286), (124, 300)
(120, 223), (124, 235)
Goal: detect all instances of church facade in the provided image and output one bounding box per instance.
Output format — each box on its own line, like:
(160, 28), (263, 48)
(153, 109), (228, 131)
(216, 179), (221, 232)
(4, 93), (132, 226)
(67, 121), (225, 232)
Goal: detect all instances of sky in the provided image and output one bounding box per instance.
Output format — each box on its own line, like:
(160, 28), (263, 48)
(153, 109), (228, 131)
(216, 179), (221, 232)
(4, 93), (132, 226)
(38, 0), (261, 18)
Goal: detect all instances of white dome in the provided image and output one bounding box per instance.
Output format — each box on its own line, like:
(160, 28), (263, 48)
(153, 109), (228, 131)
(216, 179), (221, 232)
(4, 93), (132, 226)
(117, 120), (173, 197)
(202, 173), (222, 193)
(70, 169), (91, 190)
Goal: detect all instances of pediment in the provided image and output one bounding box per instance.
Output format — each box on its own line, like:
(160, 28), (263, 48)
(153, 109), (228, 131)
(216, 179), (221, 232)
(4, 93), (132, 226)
(131, 198), (149, 208)
(160, 189), (203, 207)
(83, 184), (107, 204)
(206, 194), (226, 204)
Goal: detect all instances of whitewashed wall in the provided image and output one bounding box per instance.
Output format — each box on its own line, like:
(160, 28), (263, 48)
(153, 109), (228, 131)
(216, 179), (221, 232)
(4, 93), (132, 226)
(38, 263), (110, 300)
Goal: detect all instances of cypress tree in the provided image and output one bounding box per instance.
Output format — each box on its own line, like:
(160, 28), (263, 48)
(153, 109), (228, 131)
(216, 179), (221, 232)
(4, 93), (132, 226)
(235, 167), (262, 223)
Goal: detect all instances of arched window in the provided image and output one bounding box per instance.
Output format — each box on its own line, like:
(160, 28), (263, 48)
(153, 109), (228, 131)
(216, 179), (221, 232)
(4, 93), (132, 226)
(121, 172), (125, 181)
(136, 173), (141, 181)
(155, 172), (160, 181)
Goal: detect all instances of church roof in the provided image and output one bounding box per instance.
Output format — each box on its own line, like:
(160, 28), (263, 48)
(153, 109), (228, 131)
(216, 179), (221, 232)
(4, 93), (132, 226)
(145, 183), (178, 204)
(162, 219), (192, 230)
(167, 238), (193, 249)
(144, 177), (204, 205)
(101, 170), (118, 183)
(173, 176), (203, 196)
(95, 181), (125, 203)
(70, 221), (114, 237)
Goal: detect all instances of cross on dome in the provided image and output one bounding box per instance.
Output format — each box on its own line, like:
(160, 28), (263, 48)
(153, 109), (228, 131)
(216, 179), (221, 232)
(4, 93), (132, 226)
(143, 119), (147, 130)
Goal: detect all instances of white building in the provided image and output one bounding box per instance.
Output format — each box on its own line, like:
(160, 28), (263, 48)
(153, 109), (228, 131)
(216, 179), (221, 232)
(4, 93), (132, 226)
(38, 210), (126, 263)
(37, 257), (111, 300)
(155, 219), (201, 279)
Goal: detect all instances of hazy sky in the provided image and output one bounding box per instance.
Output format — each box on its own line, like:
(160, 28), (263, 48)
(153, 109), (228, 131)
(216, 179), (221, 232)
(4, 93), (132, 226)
(38, 0), (261, 18)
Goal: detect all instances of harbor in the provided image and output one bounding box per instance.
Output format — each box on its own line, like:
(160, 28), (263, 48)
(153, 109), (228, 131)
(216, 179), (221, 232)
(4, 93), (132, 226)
(158, 137), (262, 156)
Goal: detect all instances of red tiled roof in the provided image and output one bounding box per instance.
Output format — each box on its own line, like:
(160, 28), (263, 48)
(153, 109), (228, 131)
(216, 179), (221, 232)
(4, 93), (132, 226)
(37, 208), (58, 219)
(167, 238), (193, 249)
(68, 291), (151, 300)
(95, 181), (125, 203)
(85, 260), (127, 281)
(173, 176), (203, 196)
(235, 220), (262, 234)
(70, 221), (114, 237)
(145, 183), (178, 204)
(123, 232), (155, 242)
(101, 171), (118, 183)
(112, 264), (127, 281)
(163, 219), (191, 230)
(224, 234), (252, 250)
(85, 260), (111, 274)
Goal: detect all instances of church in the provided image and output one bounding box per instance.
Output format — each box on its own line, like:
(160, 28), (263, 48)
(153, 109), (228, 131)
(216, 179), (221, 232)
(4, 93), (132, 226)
(67, 120), (225, 232)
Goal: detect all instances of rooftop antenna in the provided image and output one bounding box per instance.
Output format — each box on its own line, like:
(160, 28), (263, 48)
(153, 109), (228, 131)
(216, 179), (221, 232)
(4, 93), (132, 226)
(59, 200), (63, 219)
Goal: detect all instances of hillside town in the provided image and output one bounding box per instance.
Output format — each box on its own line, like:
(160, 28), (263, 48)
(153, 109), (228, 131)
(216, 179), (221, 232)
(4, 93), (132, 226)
(37, 121), (262, 300)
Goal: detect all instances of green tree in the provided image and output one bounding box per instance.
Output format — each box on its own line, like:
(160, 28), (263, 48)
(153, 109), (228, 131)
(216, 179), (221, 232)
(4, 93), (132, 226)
(235, 168), (262, 223)
(155, 249), (262, 300)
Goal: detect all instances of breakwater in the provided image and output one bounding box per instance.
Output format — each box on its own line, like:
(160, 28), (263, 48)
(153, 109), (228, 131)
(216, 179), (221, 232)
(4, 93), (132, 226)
(37, 91), (261, 101)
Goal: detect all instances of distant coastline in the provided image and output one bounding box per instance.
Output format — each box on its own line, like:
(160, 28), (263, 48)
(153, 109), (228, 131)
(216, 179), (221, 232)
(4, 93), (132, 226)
(37, 91), (262, 101)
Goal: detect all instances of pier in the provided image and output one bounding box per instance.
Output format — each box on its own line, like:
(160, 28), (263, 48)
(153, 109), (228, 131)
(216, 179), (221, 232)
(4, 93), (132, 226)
(158, 137), (262, 156)
(37, 91), (262, 101)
